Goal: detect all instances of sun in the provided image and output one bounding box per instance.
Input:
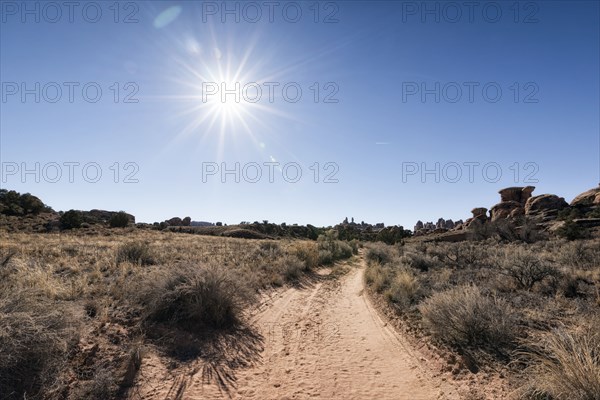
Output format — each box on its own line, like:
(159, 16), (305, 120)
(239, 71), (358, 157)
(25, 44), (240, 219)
(157, 26), (303, 159)
(201, 79), (251, 124)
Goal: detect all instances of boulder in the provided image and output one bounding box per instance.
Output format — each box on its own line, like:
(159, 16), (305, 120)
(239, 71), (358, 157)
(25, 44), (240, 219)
(570, 186), (600, 207)
(525, 194), (568, 219)
(490, 201), (523, 221)
(167, 217), (183, 226)
(499, 186), (535, 205)
(471, 207), (488, 221)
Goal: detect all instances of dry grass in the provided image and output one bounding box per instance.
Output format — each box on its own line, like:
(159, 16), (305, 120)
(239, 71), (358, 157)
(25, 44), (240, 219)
(521, 325), (600, 400)
(136, 262), (255, 330)
(0, 291), (80, 399)
(419, 285), (517, 352)
(365, 236), (600, 394)
(0, 229), (336, 399)
(384, 268), (422, 311)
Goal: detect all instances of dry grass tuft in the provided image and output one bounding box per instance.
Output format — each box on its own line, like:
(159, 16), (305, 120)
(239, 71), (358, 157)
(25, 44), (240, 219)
(116, 241), (156, 266)
(521, 325), (600, 400)
(384, 268), (422, 311)
(137, 263), (255, 330)
(0, 291), (79, 399)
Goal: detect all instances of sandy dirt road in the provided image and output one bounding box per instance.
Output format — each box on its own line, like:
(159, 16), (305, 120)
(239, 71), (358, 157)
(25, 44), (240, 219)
(131, 258), (458, 399)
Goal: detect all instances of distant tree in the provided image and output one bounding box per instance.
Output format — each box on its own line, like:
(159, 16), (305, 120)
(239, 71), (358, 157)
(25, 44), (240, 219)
(60, 210), (82, 230)
(109, 211), (130, 228)
(216, 222), (223, 226)
(19, 193), (46, 214)
(0, 189), (50, 215)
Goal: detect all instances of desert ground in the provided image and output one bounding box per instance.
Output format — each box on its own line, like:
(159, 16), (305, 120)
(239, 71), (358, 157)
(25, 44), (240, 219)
(1, 186), (600, 399)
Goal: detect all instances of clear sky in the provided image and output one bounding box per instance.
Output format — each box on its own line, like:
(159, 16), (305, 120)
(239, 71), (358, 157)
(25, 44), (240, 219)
(1, 1), (599, 228)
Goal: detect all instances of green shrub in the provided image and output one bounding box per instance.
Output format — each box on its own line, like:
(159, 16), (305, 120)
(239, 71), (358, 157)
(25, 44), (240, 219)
(365, 242), (394, 265)
(0, 189), (50, 216)
(109, 211), (130, 228)
(556, 220), (591, 241)
(60, 209), (83, 230)
(316, 230), (353, 264)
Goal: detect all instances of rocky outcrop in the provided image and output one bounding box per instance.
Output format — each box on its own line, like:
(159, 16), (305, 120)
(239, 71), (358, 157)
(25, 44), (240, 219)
(471, 208), (488, 221)
(490, 201), (523, 221)
(414, 218), (460, 235)
(490, 187), (536, 222)
(166, 217), (183, 226)
(499, 186), (535, 204)
(525, 194), (568, 220)
(570, 186), (600, 208)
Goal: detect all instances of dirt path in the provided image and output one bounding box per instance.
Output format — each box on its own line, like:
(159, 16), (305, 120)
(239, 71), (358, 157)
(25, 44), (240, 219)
(131, 259), (458, 399)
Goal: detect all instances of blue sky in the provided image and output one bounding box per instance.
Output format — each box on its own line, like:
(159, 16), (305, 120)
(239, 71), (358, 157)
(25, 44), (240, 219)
(1, 1), (598, 228)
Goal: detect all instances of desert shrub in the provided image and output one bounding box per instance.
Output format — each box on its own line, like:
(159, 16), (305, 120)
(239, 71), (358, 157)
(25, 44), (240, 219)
(556, 220), (591, 241)
(587, 207), (600, 218)
(318, 249), (334, 265)
(498, 247), (557, 290)
(349, 239), (360, 255)
(519, 219), (547, 243)
(401, 251), (439, 271)
(428, 243), (467, 268)
(419, 285), (517, 351)
(365, 242), (394, 265)
(109, 211), (130, 228)
(558, 207), (584, 221)
(259, 240), (280, 254)
(60, 209), (82, 230)
(522, 326), (600, 400)
(116, 241), (155, 266)
(317, 230), (353, 264)
(365, 263), (393, 293)
(557, 241), (600, 270)
(277, 254), (305, 282)
(293, 242), (319, 270)
(0, 292), (79, 399)
(138, 263), (254, 329)
(384, 268), (422, 311)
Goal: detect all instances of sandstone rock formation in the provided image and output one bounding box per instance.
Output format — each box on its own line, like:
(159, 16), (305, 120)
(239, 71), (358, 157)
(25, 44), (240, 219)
(471, 207), (488, 221)
(525, 194), (568, 220)
(570, 185), (600, 208)
(499, 186), (535, 204)
(490, 186), (535, 222)
(490, 200), (522, 221)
